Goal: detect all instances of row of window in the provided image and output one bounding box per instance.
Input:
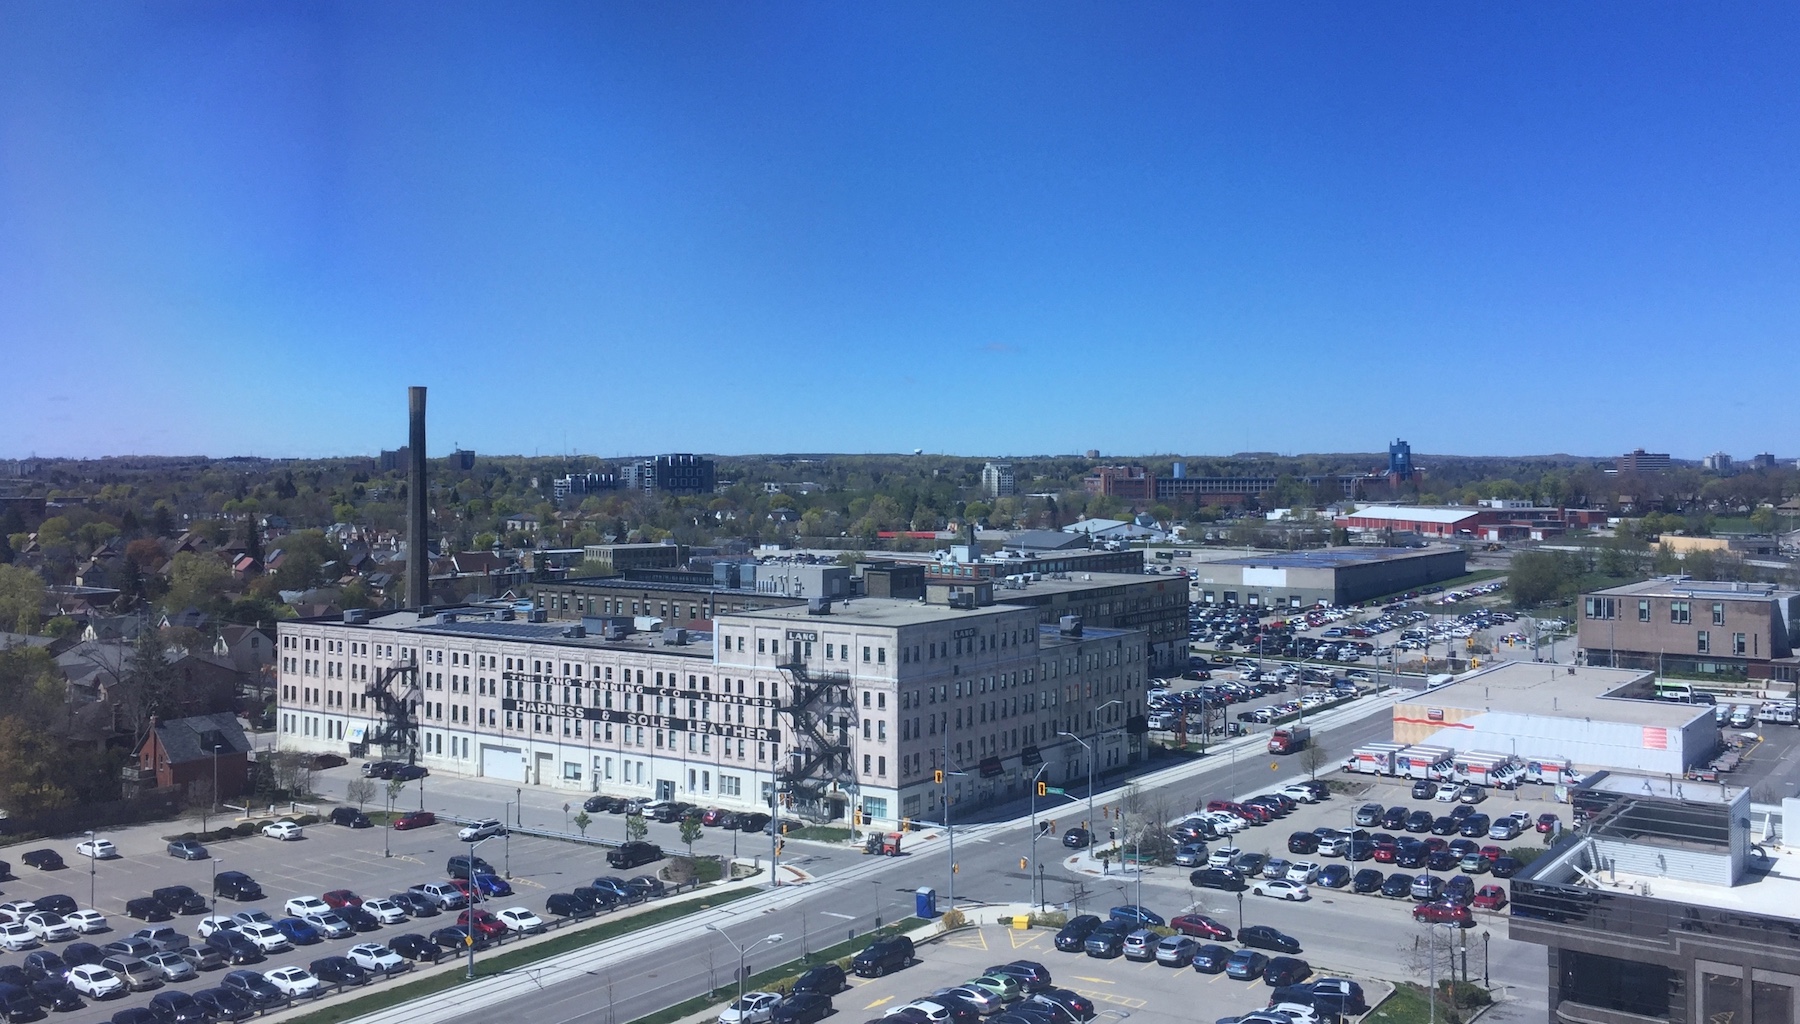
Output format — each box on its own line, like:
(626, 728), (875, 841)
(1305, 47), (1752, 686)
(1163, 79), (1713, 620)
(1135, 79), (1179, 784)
(1586, 596), (1737, 626)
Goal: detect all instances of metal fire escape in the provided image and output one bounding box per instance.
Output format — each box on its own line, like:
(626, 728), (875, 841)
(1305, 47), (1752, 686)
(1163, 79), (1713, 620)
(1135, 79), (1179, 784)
(363, 659), (421, 764)
(776, 644), (854, 821)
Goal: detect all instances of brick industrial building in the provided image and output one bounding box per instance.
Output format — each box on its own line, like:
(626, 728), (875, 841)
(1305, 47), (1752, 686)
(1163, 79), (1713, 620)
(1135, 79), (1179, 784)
(1578, 578), (1800, 682)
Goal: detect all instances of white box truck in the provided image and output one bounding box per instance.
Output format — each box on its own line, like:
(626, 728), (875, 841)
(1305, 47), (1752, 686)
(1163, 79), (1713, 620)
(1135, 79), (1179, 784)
(1523, 756), (1583, 785)
(1396, 745), (1456, 781)
(1343, 742), (1408, 776)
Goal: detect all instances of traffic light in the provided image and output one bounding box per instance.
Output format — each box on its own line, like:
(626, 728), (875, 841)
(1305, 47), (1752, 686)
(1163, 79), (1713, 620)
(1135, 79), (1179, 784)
(775, 840), (784, 855)
(1036, 781), (1047, 797)
(935, 769), (944, 785)
(854, 809), (863, 826)
(1020, 857), (1028, 870)
(901, 817), (910, 831)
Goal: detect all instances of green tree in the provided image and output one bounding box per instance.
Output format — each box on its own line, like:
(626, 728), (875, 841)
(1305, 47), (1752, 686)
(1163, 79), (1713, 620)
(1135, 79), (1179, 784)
(165, 552), (231, 614)
(1752, 507), (1777, 533)
(573, 810), (592, 838)
(679, 812), (704, 857)
(0, 564), (46, 634)
(0, 715), (74, 815)
(625, 813), (649, 843)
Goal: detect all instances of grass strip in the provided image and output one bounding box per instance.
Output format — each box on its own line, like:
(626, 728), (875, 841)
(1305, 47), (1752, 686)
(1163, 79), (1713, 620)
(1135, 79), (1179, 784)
(626, 918), (928, 1024)
(280, 886), (759, 1024)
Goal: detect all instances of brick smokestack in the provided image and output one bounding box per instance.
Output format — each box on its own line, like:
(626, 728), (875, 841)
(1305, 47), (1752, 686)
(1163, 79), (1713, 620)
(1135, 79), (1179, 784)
(407, 386), (429, 610)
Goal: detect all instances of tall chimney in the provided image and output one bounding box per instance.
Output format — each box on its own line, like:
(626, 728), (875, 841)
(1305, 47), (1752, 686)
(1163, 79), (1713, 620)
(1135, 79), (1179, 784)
(407, 386), (430, 610)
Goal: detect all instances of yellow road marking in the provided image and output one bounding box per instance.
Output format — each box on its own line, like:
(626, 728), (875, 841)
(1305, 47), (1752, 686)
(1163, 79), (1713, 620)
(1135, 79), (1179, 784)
(1007, 931), (1045, 950)
(865, 997), (895, 1010)
(946, 931), (989, 951)
(1068, 976), (1113, 985)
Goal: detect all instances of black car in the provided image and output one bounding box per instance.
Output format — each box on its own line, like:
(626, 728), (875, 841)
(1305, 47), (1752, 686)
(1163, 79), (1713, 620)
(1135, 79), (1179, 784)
(110, 1010), (158, 1024)
(1263, 957), (1312, 987)
(737, 813), (772, 833)
(1190, 868), (1246, 891)
(361, 761), (402, 779)
(850, 935), (913, 977)
(429, 926), (490, 951)
(1082, 920), (1128, 958)
(1191, 944), (1233, 974)
(582, 796), (614, 814)
(61, 944), (104, 968)
(1029, 988), (1095, 1021)
(985, 960), (1052, 993)
(390, 765), (428, 781)
(204, 932), (262, 965)
(1236, 853), (1268, 878)
(20, 953), (65, 984)
(152, 886), (206, 916)
(606, 843), (662, 870)
(445, 855), (495, 879)
(308, 957), (369, 987)
(625, 876), (667, 900)
(1459, 815), (1492, 839)
(1405, 811), (1435, 833)
(1285, 832), (1319, 855)
(545, 893), (594, 919)
(1412, 779), (1438, 800)
(212, 872), (263, 902)
(1062, 828), (1091, 849)
(1448, 804), (1478, 822)
(388, 934), (443, 963)
(1396, 845), (1429, 869)
(1053, 915), (1102, 953)
(328, 808), (372, 829)
(220, 970), (283, 1007)
(1380, 874), (1415, 898)
(147, 990), (206, 1023)
(1444, 876), (1476, 904)
(30, 896), (75, 917)
(770, 992), (832, 1024)
(19, 851), (63, 872)
(27, 979), (78, 1013)
(388, 893), (440, 918)
(1380, 807), (1409, 830)
(0, 984), (41, 1024)
(1430, 817), (1459, 836)
(1238, 925), (1301, 954)
(339, 906), (381, 932)
(1428, 849), (1460, 872)
(791, 962), (846, 995)
(192, 988), (255, 1023)
(573, 887), (618, 912)
(1351, 869), (1385, 894)
(1491, 857), (1521, 878)
(125, 898), (173, 922)
(929, 995), (984, 1024)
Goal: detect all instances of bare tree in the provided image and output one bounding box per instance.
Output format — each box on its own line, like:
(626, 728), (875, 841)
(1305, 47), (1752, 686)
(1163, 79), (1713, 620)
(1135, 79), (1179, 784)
(345, 778), (376, 810)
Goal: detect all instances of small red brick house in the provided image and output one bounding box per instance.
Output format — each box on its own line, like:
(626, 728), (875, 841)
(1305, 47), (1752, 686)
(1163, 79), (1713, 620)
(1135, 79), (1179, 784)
(131, 713), (253, 798)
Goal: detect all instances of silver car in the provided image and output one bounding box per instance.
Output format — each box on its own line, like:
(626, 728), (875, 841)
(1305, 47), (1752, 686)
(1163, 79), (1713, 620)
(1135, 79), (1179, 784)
(144, 950), (198, 982)
(1155, 935), (1200, 967)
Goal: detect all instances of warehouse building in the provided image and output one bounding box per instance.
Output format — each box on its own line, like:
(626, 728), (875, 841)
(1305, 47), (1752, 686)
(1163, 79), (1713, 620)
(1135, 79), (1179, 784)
(1391, 662), (1717, 776)
(1189, 546), (1466, 609)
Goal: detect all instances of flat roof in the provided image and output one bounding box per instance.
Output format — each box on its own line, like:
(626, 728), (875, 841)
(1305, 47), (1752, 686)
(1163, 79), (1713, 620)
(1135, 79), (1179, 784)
(290, 609), (717, 657)
(1583, 770), (1745, 805)
(1589, 577), (1798, 600)
(1339, 506), (1484, 525)
(992, 571), (1179, 596)
(1402, 661), (1707, 727)
(1212, 546), (1455, 569)
(722, 598), (1044, 629)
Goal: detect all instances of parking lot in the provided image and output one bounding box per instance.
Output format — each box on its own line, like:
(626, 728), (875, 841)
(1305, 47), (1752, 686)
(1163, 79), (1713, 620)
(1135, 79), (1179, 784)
(0, 809), (695, 1023)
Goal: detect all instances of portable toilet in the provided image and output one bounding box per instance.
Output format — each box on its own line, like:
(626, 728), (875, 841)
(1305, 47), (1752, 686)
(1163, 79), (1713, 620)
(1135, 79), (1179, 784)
(915, 887), (938, 919)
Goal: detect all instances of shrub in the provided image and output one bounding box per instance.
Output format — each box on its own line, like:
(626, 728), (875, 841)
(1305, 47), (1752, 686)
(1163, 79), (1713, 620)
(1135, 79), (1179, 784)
(1030, 911), (1068, 928)
(210, 829), (235, 842)
(234, 822), (258, 836)
(178, 832), (198, 841)
(294, 814), (320, 826)
(940, 908), (967, 929)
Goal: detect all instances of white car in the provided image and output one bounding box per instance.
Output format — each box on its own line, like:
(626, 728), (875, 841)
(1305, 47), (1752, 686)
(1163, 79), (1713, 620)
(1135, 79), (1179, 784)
(1285, 861), (1321, 884)
(719, 992), (784, 1024)
(69, 964), (125, 999)
(0, 901), (37, 923)
(263, 821), (304, 841)
(284, 897), (330, 918)
(302, 912), (354, 939)
(0, 921), (41, 951)
(76, 838), (120, 859)
(265, 966), (321, 997)
(196, 915), (239, 939)
(1435, 783), (1464, 802)
(458, 819), (506, 842)
(361, 898), (409, 925)
(347, 942), (410, 975)
(238, 922), (291, 953)
(65, 910), (109, 935)
(1206, 811), (1247, 833)
(1207, 847), (1241, 869)
(495, 908), (544, 934)
(1279, 784), (1319, 804)
(24, 912), (74, 942)
(1251, 879), (1311, 901)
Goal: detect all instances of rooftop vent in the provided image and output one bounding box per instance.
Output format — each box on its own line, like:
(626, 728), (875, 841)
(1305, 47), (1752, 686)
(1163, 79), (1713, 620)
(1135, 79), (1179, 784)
(661, 628), (689, 646)
(808, 597), (832, 616)
(948, 592), (978, 610)
(561, 624), (586, 639)
(528, 609), (548, 624)
(1059, 614), (1083, 637)
(342, 609), (369, 625)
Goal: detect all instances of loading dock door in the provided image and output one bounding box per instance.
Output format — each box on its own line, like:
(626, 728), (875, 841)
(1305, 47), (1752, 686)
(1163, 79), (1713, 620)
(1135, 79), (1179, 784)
(480, 744), (526, 782)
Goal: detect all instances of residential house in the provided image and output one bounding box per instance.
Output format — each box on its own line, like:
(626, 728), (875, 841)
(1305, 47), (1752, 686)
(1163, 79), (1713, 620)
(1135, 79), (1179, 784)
(212, 625), (275, 679)
(123, 712), (253, 798)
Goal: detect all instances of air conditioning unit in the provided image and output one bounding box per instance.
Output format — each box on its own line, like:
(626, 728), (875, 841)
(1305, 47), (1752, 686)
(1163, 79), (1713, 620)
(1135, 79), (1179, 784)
(561, 625), (586, 639)
(807, 597), (832, 616)
(528, 609), (548, 624)
(342, 609), (369, 624)
(1059, 615), (1083, 636)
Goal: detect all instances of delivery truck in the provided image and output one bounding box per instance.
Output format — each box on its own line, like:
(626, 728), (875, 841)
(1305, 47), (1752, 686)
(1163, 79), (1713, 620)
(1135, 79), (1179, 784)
(1268, 724), (1312, 755)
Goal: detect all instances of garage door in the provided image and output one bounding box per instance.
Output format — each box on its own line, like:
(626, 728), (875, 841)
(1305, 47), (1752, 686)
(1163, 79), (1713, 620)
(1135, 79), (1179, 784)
(480, 744), (526, 782)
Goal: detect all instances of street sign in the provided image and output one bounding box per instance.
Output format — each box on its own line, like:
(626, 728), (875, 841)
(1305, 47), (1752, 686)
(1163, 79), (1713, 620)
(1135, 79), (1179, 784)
(1045, 786), (1066, 795)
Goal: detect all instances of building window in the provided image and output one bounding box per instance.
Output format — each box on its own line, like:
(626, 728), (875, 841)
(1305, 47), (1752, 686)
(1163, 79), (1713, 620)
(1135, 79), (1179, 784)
(1586, 597), (1617, 620)
(863, 754), (872, 774)
(1671, 601), (1691, 624)
(1639, 600), (1651, 622)
(563, 761), (581, 780)
(1734, 632), (1748, 655)
(863, 646), (871, 662)
(1697, 630), (1710, 654)
(1714, 602), (1727, 626)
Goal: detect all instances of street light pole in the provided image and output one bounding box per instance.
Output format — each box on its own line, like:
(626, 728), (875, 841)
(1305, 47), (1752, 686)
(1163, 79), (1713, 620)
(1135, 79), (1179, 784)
(1057, 732), (1094, 841)
(210, 858), (221, 917)
(705, 926), (782, 1009)
(86, 830), (96, 910)
(465, 833), (498, 980)
(1028, 763), (1049, 909)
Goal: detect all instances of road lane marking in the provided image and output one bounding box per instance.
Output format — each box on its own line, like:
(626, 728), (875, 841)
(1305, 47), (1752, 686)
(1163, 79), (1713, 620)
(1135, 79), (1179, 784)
(865, 996), (895, 1009)
(1069, 976), (1112, 985)
(822, 912), (856, 920)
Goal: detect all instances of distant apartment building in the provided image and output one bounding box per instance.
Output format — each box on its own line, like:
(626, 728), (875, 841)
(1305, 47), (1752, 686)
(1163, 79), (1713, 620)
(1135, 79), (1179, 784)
(1084, 466), (1154, 500)
(1087, 464), (1357, 505)
(553, 472), (617, 500)
(621, 454), (716, 495)
(378, 447), (410, 472)
(981, 462), (1016, 498)
(1578, 578), (1800, 682)
(1617, 448), (1674, 474)
(580, 543), (688, 574)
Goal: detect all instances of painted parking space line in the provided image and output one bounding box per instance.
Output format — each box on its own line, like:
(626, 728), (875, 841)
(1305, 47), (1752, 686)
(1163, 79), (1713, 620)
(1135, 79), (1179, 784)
(1006, 930), (1045, 950)
(946, 930), (989, 952)
(865, 996), (895, 1010)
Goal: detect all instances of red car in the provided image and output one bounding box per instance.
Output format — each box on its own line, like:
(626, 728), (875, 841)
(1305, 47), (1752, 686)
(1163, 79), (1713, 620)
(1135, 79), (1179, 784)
(1413, 901), (1474, 927)
(456, 908), (508, 938)
(393, 811), (437, 830)
(322, 889), (363, 908)
(1479, 845), (1505, 863)
(1473, 885), (1508, 911)
(1371, 846), (1397, 864)
(1421, 837), (1449, 854)
(701, 808), (728, 826)
(1536, 813), (1559, 834)
(1171, 914), (1233, 941)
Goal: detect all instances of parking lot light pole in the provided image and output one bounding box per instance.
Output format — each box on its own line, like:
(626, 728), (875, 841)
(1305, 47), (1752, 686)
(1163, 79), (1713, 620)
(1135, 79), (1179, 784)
(86, 830), (97, 910)
(1028, 763), (1050, 908)
(1056, 732), (1094, 842)
(1235, 890), (1243, 933)
(210, 858), (221, 917)
(705, 925), (782, 1010)
(466, 834), (499, 980)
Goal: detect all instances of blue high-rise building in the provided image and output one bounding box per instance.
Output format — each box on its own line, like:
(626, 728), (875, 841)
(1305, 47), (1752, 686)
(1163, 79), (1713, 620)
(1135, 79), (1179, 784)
(1388, 439), (1414, 481)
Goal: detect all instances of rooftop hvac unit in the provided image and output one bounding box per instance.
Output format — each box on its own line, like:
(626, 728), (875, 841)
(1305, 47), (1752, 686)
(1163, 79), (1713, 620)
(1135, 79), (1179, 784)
(497, 608), (514, 621)
(948, 592), (977, 610)
(1059, 615), (1083, 636)
(601, 624), (628, 641)
(528, 609), (548, 624)
(342, 609), (369, 624)
(808, 597), (832, 616)
(661, 628), (689, 646)
(561, 625), (586, 639)
(438, 613), (459, 624)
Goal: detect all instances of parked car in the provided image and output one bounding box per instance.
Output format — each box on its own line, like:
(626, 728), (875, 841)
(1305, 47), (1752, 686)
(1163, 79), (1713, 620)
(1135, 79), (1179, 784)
(1053, 915), (1102, 953)
(308, 956), (369, 987)
(388, 934), (443, 963)
(19, 852), (63, 872)
(122, 901), (171, 924)
(263, 966), (320, 997)
(1238, 926), (1301, 954)
(445, 855), (494, 879)
(98, 956), (160, 992)
(0, 924), (38, 953)
(1154, 935), (1200, 967)
(1251, 880), (1310, 901)
(219, 969), (283, 1007)
(347, 943), (410, 975)
(1225, 949), (1269, 980)
(260, 822), (303, 842)
(151, 887), (206, 916)
(718, 991), (783, 1024)
(495, 908), (544, 934)
(202, 932), (261, 966)
(212, 873), (263, 902)
(1170, 914), (1232, 941)
(457, 820), (506, 842)
(328, 808), (372, 829)
(771, 992), (832, 1024)
(1082, 921), (1129, 958)
(1263, 957), (1312, 987)
(67, 965), (124, 1000)
(1473, 885), (1509, 911)
(791, 962), (847, 995)
(852, 935), (915, 977)
(75, 840), (118, 860)
(165, 841), (208, 861)
(392, 811), (437, 831)
(22, 913), (72, 943)
(1413, 901), (1474, 927)
(142, 951), (196, 983)
(192, 987), (255, 1022)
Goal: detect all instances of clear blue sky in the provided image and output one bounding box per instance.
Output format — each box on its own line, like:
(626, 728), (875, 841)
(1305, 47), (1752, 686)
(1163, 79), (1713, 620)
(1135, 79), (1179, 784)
(3, 3), (1796, 461)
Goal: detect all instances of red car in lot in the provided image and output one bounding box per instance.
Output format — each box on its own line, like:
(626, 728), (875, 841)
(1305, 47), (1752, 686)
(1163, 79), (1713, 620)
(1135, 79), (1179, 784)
(322, 890), (363, 908)
(1171, 914), (1233, 941)
(393, 811), (437, 831)
(456, 909), (508, 939)
(1413, 901), (1474, 927)
(1473, 885), (1509, 911)
(1479, 845), (1505, 863)
(1371, 846), (1397, 864)
(1536, 813), (1559, 834)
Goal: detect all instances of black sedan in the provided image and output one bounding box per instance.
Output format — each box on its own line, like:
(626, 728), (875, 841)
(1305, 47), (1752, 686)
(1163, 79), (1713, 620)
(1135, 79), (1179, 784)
(1190, 944), (1234, 974)
(1263, 957), (1312, 987)
(545, 893), (595, 919)
(193, 987), (255, 1022)
(1285, 832), (1319, 855)
(1405, 811), (1435, 833)
(1238, 925), (1300, 954)
(1430, 817), (1460, 836)
(1491, 857), (1521, 878)
(30, 978), (80, 1011)
(221, 970), (283, 1007)
(309, 956), (370, 987)
(20, 850), (64, 871)
(388, 934), (443, 963)
(771, 992), (832, 1024)
(1380, 874), (1415, 898)
(1351, 869), (1385, 894)
(124, 897), (173, 922)
(1428, 850), (1460, 872)
(31, 896), (75, 917)
(1053, 915), (1102, 953)
(1062, 828), (1091, 849)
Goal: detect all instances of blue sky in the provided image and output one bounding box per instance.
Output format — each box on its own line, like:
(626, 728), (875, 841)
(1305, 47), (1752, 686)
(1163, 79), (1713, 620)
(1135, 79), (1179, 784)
(3, 3), (1796, 461)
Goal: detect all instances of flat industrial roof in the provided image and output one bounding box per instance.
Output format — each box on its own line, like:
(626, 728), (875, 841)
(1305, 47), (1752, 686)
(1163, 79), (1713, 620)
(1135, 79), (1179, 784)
(991, 572), (1178, 596)
(1590, 577), (1798, 601)
(1339, 506), (1484, 525)
(1401, 661), (1707, 728)
(722, 598), (1139, 644)
(293, 608), (718, 657)
(1212, 546), (1454, 569)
